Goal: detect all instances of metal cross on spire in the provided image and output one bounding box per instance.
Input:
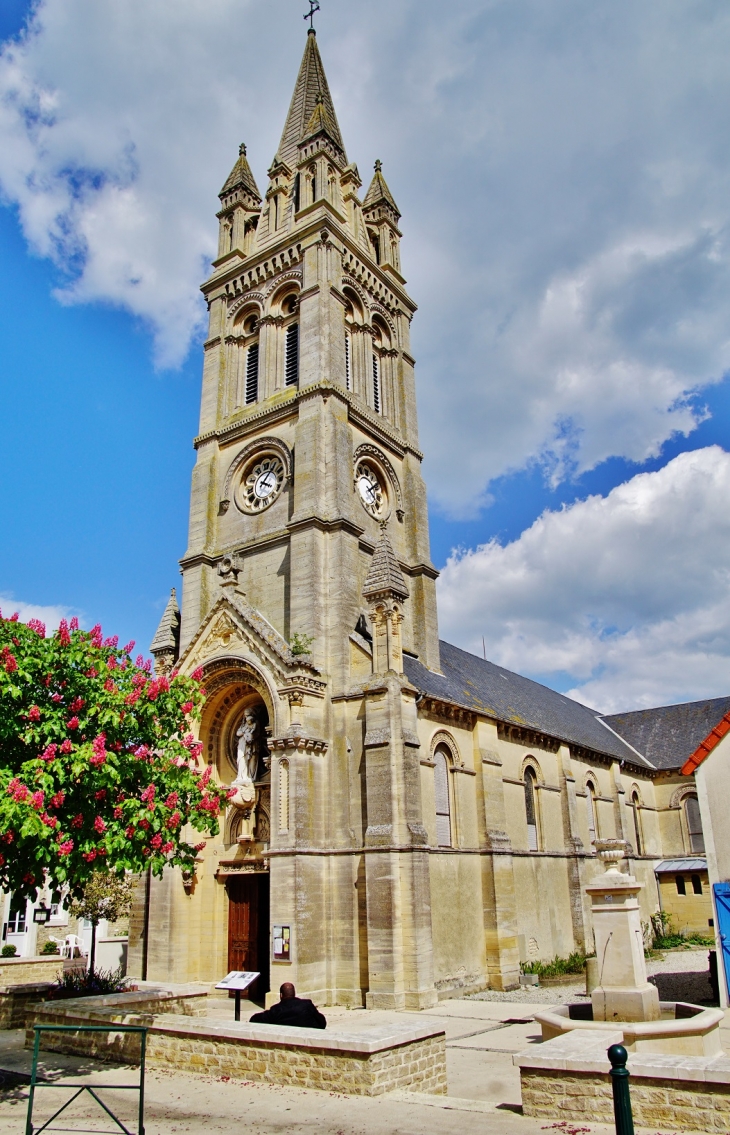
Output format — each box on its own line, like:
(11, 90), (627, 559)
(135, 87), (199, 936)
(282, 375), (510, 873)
(304, 1), (320, 31)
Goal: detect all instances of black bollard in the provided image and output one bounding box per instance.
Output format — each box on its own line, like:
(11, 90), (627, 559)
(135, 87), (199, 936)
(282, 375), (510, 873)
(608, 1044), (634, 1135)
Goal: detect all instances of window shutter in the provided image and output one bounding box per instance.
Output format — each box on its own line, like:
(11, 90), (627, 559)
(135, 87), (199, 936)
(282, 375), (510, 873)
(372, 354), (381, 413)
(434, 751), (451, 847)
(245, 343), (259, 405)
(345, 332), (351, 391)
(285, 323), (299, 387)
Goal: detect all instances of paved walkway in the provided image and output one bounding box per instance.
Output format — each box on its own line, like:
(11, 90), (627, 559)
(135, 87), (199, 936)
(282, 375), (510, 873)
(0, 953), (724, 1135)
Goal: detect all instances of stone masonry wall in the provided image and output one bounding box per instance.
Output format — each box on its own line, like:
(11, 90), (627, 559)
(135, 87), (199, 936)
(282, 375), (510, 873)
(146, 1028), (447, 1096)
(522, 1069), (730, 1132)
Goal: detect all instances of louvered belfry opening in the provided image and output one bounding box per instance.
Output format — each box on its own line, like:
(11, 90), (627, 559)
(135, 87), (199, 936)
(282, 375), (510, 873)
(345, 332), (352, 391)
(285, 323), (299, 386)
(245, 343), (259, 405)
(434, 747), (452, 847)
(372, 354), (381, 413)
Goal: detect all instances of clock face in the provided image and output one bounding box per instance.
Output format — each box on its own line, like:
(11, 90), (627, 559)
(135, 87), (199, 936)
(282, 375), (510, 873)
(237, 454), (286, 513)
(355, 463), (385, 517)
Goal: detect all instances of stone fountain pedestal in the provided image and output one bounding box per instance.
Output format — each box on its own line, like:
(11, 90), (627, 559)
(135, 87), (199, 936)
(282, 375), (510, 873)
(588, 839), (660, 1023)
(513, 839), (726, 1131)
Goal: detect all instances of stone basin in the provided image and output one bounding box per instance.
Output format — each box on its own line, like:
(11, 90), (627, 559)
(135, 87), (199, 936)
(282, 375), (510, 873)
(535, 1000), (724, 1056)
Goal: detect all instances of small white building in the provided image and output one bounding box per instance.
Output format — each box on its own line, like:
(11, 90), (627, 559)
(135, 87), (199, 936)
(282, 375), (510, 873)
(682, 711), (730, 1007)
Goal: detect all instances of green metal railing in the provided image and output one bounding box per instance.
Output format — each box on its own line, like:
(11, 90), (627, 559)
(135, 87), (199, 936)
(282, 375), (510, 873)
(25, 1023), (147, 1135)
(608, 1043), (634, 1135)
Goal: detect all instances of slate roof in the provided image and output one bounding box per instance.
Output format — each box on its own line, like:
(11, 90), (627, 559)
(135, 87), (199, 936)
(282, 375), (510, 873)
(277, 30), (346, 169)
(603, 697), (730, 772)
(404, 641), (651, 768)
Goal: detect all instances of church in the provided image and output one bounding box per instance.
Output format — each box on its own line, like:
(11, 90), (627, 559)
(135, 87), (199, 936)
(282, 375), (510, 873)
(126, 28), (721, 1008)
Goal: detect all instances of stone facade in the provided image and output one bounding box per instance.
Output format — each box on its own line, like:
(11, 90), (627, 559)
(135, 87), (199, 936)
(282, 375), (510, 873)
(129, 29), (717, 1008)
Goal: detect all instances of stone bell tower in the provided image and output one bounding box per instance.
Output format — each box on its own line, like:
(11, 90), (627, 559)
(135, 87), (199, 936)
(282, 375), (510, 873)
(141, 27), (441, 1009)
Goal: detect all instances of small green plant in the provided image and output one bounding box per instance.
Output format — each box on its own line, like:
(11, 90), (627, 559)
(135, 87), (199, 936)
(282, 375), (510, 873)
(1, 944), (17, 957)
(41, 940), (60, 955)
(521, 951), (587, 977)
(48, 966), (127, 1001)
(290, 632), (314, 656)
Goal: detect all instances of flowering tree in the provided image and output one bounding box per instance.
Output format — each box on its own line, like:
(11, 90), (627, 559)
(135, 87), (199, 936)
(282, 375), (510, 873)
(69, 869), (136, 978)
(0, 611), (229, 903)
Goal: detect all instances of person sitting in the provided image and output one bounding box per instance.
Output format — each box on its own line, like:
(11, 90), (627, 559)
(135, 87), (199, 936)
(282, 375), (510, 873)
(250, 982), (326, 1029)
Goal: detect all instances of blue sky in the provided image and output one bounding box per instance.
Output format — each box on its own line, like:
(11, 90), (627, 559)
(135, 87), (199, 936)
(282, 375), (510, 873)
(2, 0), (730, 711)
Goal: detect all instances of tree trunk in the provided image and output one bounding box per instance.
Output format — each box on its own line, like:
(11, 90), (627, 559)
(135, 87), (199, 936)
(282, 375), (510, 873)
(89, 919), (98, 980)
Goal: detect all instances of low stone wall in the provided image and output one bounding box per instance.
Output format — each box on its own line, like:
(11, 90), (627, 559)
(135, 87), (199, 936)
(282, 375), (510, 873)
(0, 983), (53, 1029)
(0, 957), (64, 987)
(516, 1029), (730, 1132)
(145, 1017), (447, 1096)
(25, 988), (447, 1097)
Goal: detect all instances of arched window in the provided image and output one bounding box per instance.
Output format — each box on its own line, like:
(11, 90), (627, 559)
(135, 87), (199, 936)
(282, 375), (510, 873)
(684, 795), (705, 854)
(585, 781), (598, 848)
(524, 768), (538, 851)
(279, 759), (290, 833)
(280, 293), (300, 389)
(676, 874), (686, 896)
(433, 747), (451, 847)
(691, 874), (703, 895)
(631, 790), (643, 856)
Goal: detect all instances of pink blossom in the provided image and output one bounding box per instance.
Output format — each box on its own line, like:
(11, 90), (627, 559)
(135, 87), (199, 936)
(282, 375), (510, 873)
(164, 792), (179, 808)
(86, 666), (98, 678)
(69, 696), (84, 712)
(166, 811), (181, 830)
(70, 617), (79, 631)
(194, 841), (206, 852)
(94, 789), (106, 800)
(140, 784), (156, 805)
(40, 744), (57, 763)
(124, 689), (141, 706)
(138, 818), (150, 831)
(9, 613), (18, 622)
(51, 693), (62, 703)
(143, 659), (152, 673)
(161, 841), (174, 854)
(90, 751), (107, 767)
(104, 679), (116, 694)
(50, 792), (65, 809)
(134, 745), (150, 761)
(3, 650), (17, 673)
(60, 739), (72, 754)
(30, 790), (45, 809)
(123, 641), (135, 655)
(27, 618), (46, 637)
(7, 779), (30, 802)
(58, 840), (73, 856)
(82, 850), (97, 862)
(150, 834), (163, 849)
(107, 657), (117, 672)
(135, 655), (145, 668)
(28, 705), (41, 721)
(66, 716), (79, 730)
(200, 766), (212, 786)
(191, 667), (204, 681)
(113, 806), (123, 819)
(58, 619), (71, 646)
(93, 816), (106, 833)
(125, 825), (136, 839)
(40, 812), (58, 829)
(71, 814), (84, 829)
(104, 635), (119, 649)
(89, 624), (103, 647)
(181, 701), (193, 715)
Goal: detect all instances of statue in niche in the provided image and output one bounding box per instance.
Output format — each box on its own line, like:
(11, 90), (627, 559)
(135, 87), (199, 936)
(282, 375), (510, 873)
(234, 709), (260, 784)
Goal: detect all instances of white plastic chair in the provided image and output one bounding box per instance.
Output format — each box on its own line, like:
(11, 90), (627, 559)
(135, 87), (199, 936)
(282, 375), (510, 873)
(60, 934), (86, 959)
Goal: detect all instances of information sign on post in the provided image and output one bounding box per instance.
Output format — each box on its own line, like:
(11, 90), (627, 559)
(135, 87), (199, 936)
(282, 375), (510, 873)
(215, 971), (260, 1022)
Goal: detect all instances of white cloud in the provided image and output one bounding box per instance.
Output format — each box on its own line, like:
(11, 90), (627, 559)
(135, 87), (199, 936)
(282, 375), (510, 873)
(437, 446), (730, 712)
(0, 595), (77, 632)
(2, 2), (730, 498)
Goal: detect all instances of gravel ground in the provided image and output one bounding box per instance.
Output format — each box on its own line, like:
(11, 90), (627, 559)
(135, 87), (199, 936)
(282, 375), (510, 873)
(468, 947), (715, 1004)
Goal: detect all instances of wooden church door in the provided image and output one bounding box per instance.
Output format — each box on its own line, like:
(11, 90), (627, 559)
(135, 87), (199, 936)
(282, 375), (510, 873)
(227, 875), (270, 999)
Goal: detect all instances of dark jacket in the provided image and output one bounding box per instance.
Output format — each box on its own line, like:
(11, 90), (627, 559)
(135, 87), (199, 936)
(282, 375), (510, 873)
(250, 996), (326, 1030)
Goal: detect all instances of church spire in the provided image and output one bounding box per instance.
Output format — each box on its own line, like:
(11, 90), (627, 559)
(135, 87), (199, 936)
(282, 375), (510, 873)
(219, 143), (261, 203)
(363, 159), (400, 220)
(276, 29), (346, 169)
